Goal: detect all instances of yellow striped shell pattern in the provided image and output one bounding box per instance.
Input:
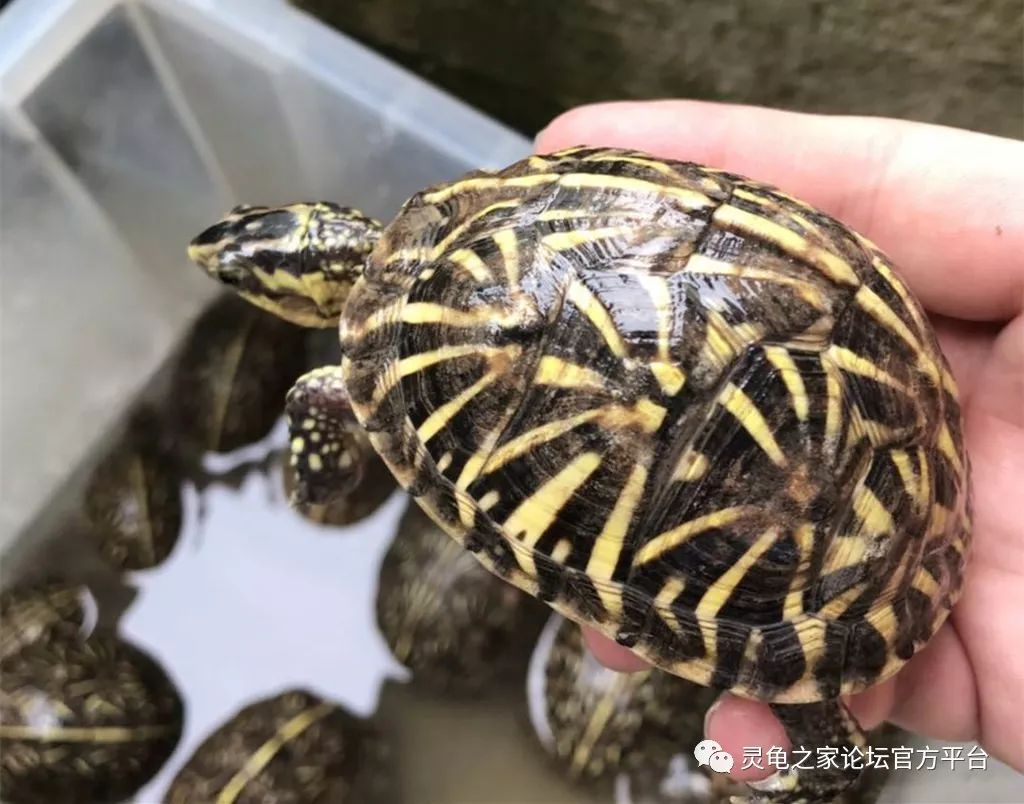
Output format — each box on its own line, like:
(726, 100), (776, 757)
(339, 146), (970, 705)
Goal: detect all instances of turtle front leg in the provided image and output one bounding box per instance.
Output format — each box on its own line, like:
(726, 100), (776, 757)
(284, 366), (375, 509)
(744, 699), (867, 804)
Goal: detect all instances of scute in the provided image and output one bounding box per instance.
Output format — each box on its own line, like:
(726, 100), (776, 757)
(340, 146), (969, 705)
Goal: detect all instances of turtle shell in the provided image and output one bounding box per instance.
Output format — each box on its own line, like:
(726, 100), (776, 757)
(376, 502), (545, 693)
(340, 146), (970, 705)
(0, 629), (183, 804)
(164, 689), (392, 803)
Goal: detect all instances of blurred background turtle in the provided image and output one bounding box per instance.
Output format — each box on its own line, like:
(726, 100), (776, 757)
(376, 503), (546, 694)
(165, 688), (393, 803)
(0, 579), (94, 662)
(169, 294), (308, 459)
(83, 407), (184, 571)
(0, 626), (183, 804)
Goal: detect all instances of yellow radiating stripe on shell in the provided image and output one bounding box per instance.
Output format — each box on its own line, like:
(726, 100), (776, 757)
(0, 724), (176, 743)
(483, 400), (666, 474)
(783, 522), (816, 618)
(855, 284), (948, 390)
(215, 701), (335, 804)
(421, 173), (560, 204)
(853, 486), (895, 536)
(634, 271), (673, 363)
(478, 489), (501, 511)
(854, 285), (923, 355)
(650, 362), (686, 395)
(936, 423), (965, 476)
(763, 346), (809, 421)
(503, 452), (604, 577)
(917, 450), (932, 511)
(570, 674), (638, 777)
(606, 398), (667, 433)
(581, 152), (689, 180)
(821, 533), (870, 576)
(374, 343), (510, 404)
(559, 172), (713, 211)
(656, 577), (687, 608)
(586, 462), (649, 592)
(821, 358), (844, 448)
(566, 279), (628, 358)
(635, 507), (755, 566)
(492, 229), (521, 285)
(402, 302), (501, 328)
(912, 567), (940, 598)
(551, 539), (573, 564)
(429, 201), (519, 259)
(721, 383), (788, 467)
(695, 528), (781, 617)
(484, 409), (607, 473)
(672, 449), (709, 483)
(889, 448), (927, 512)
(866, 252), (943, 382)
(655, 576), (689, 641)
(448, 248), (493, 282)
(455, 398), (523, 526)
(542, 226), (632, 251)
(713, 204), (860, 286)
(683, 253), (828, 310)
(416, 371), (500, 444)
(929, 504), (951, 539)
(827, 345), (910, 396)
(818, 582), (869, 618)
(534, 355), (608, 390)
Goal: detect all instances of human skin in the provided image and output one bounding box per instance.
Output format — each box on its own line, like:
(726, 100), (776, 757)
(535, 101), (1024, 780)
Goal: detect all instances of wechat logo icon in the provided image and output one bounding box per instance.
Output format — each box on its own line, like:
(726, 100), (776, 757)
(694, 739), (735, 774)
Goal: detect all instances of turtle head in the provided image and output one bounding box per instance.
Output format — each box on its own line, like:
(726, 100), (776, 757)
(188, 202), (382, 328)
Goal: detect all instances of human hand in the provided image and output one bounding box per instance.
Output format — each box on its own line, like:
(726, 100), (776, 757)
(535, 101), (1024, 780)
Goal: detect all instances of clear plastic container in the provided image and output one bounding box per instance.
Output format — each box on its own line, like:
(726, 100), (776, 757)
(0, 0), (530, 555)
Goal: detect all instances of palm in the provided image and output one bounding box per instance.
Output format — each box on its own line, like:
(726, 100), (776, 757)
(918, 313), (1024, 761)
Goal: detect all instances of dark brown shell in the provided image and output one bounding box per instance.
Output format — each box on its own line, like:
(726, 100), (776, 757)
(0, 630), (183, 804)
(171, 293), (308, 455)
(165, 689), (392, 803)
(84, 411), (183, 571)
(0, 580), (89, 662)
(375, 502), (545, 693)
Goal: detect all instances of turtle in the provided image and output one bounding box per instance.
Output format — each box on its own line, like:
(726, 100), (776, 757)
(0, 628), (183, 803)
(83, 408), (184, 571)
(376, 501), (545, 693)
(169, 293), (309, 457)
(528, 612), (731, 800)
(164, 688), (393, 803)
(187, 145), (971, 803)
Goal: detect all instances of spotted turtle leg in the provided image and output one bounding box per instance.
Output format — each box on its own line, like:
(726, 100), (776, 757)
(744, 699), (866, 804)
(284, 366), (375, 509)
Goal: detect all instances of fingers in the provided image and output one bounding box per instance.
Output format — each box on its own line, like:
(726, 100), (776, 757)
(536, 100), (1024, 321)
(580, 628), (649, 672)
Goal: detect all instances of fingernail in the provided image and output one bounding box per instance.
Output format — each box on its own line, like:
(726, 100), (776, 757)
(703, 693), (727, 736)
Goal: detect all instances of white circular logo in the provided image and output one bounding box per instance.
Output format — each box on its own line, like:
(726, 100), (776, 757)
(694, 738), (735, 773)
